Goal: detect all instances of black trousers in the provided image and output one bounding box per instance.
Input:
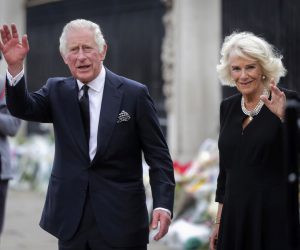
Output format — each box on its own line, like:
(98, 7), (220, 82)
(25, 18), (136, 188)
(0, 179), (9, 235)
(58, 194), (147, 250)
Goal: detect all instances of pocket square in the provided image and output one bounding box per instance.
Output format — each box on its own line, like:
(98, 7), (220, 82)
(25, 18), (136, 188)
(117, 110), (131, 123)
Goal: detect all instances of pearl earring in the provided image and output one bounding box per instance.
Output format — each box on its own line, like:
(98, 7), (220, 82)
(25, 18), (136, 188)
(262, 75), (266, 80)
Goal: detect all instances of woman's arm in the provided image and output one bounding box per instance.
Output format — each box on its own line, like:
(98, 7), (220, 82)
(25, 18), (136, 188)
(209, 203), (223, 250)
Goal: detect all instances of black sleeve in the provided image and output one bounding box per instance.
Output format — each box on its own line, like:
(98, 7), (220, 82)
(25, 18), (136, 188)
(215, 100), (226, 203)
(136, 85), (175, 213)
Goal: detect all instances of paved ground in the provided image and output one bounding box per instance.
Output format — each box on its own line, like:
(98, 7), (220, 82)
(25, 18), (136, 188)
(1, 188), (169, 250)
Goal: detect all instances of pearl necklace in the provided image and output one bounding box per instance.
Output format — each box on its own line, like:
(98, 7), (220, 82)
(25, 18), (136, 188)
(241, 88), (269, 121)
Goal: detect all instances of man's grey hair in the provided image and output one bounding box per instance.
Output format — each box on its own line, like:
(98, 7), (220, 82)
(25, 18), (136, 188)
(59, 19), (106, 56)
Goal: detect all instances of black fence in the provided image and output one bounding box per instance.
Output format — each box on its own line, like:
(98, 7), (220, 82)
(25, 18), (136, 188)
(221, 0), (300, 98)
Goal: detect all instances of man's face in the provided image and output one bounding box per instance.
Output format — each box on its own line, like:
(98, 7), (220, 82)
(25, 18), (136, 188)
(62, 28), (106, 83)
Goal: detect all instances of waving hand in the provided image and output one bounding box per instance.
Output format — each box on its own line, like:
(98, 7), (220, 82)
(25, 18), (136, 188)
(260, 80), (286, 121)
(0, 24), (29, 76)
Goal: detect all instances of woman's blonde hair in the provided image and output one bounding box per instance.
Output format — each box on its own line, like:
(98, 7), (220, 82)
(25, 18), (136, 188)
(216, 31), (286, 86)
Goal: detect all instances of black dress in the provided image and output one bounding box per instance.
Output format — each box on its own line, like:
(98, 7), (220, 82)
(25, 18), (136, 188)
(215, 90), (297, 250)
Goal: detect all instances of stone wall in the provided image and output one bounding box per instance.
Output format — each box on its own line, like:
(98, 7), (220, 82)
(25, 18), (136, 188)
(162, 0), (221, 161)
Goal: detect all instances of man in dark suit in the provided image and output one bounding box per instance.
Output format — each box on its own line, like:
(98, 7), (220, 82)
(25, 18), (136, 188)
(0, 19), (175, 250)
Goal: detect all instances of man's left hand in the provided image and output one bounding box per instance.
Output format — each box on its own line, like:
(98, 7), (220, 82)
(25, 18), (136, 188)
(150, 209), (171, 241)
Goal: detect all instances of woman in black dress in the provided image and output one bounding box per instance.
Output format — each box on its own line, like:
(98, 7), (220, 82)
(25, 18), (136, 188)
(209, 31), (298, 250)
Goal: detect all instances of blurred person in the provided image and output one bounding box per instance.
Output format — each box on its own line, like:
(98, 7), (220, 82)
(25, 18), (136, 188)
(0, 52), (21, 240)
(0, 19), (175, 250)
(209, 31), (299, 250)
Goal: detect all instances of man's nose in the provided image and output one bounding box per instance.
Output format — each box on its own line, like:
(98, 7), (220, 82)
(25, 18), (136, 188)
(77, 48), (86, 59)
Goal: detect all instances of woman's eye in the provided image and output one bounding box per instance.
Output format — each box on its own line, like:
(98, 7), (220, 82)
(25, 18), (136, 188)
(246, 65), (255, 70)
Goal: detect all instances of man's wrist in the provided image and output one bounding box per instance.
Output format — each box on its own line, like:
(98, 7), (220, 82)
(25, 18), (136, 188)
(8, 64), (24, 77)
(6, 68), (24, 86)
(153, 207), (171, 217)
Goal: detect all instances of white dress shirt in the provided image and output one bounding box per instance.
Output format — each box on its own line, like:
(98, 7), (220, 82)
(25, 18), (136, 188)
(77, 68), (105, 160)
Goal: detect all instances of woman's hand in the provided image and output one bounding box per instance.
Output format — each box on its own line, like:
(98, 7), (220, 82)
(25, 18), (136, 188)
(209, 223), (220, 250)
(260, 80), (286, 121)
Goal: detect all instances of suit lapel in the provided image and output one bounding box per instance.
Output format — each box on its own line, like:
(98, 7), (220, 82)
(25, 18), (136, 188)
(95, 69), (123, 159)
(63, 78), (89, 158)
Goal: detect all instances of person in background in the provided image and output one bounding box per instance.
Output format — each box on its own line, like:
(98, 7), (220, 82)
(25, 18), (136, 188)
(0, 52), (21, 242)
(0, 19), (175, 250)
(209, 31), (299, 250)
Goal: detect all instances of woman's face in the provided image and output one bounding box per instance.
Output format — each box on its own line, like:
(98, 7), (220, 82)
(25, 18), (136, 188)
(228, 53), (264, 98)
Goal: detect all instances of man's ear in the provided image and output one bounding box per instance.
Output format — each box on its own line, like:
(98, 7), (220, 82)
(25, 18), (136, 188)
(60, 52), (68, 65)
(100, 44), (107, 61)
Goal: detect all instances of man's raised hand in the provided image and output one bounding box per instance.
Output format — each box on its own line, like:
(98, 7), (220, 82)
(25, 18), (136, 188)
(0, 24), (29, 76)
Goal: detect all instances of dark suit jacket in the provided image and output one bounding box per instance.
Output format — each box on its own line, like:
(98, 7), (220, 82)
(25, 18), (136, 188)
(6, 68), (175, 247)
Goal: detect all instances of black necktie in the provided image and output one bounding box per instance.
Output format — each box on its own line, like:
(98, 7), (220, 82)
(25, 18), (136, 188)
(79, 85), (90, 144)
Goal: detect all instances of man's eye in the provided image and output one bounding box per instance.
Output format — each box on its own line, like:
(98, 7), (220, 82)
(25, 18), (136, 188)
(83, 47), (93, 52)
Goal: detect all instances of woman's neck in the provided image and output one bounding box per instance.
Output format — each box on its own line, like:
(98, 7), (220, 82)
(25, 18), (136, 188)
(243, 87), (265, 111)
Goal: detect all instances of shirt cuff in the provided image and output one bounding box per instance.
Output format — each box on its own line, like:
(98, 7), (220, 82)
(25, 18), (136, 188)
(153, 207), (171, 217)
(6, 69), (24, 86)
